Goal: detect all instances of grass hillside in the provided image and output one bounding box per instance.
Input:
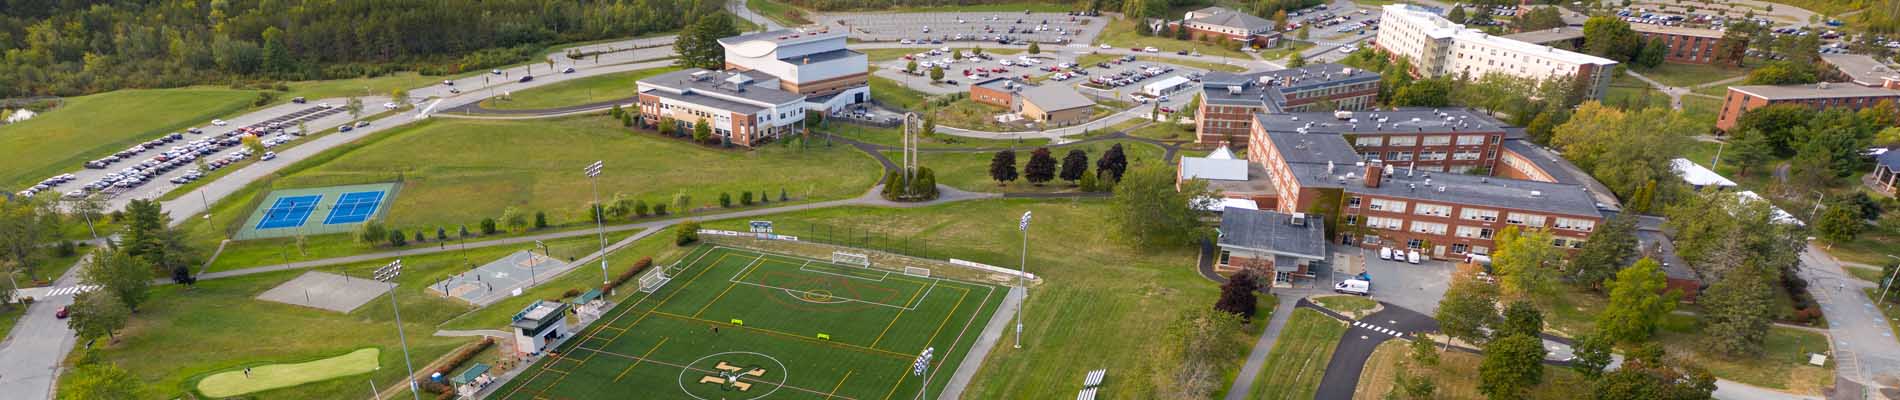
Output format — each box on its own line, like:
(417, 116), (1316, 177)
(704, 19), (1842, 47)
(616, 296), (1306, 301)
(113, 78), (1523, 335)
(0, 88), (255, 188)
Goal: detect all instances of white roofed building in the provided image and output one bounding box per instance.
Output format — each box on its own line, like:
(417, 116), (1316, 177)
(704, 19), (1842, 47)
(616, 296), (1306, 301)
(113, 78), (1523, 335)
(1375, 4), (1616, 100)
(718, 28), (870, 112)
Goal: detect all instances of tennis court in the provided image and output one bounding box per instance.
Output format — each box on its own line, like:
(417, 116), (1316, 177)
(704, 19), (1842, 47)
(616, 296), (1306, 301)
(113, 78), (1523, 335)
(233, 183), (400, 240)
(492, 245), (1004, 400)
(255, 195), (322, 230)
(322, 191), (386, 224)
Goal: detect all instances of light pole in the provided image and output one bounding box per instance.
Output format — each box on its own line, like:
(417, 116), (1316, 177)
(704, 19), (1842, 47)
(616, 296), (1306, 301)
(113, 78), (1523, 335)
(585, 161), (610, 291)
(1808, 189), (1826, 224)
(1014, 211), (1031, 349)
(529, 240), (548, 286)
(380, 260), (421, 400)
(1878, 254), (1900, 307)
(911, 346), (935, 400)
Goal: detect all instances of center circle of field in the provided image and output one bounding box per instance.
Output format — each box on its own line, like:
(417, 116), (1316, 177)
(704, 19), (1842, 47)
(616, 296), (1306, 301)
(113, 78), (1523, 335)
(790, 288), (849, 304)
(675, 351), (789, 400)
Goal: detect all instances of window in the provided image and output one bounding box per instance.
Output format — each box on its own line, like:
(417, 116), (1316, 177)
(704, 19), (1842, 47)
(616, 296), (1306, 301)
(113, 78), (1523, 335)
(1461, 208), (1498, 221)
(1391, 151), (1413, 161)
(1355, 136), (1384, 146)
(1219, 250), (1231, 265)
(1453, 151), (1481, 160)
(1366, 216), (1404, 230)
(1456, 135), (1485, 145)
(1407, 239), (1425, 249)
(1347, 196), (1362, 208)
(1345, 214), (1359, 225)
(1368, 199), (1407, 212)
(1387, 136), (1417, 146)
(1419, 151), (1447, 161)
(1451, 243), (1469, 253)
(1410, 221), (1448, 235)
(1554, 217), (1596, 232)
(1414, 203), (1452, 217)
(1471, 246), (1490, 255)
(1421, 135), (1451, 146)
(1506, 213), (1547, 227)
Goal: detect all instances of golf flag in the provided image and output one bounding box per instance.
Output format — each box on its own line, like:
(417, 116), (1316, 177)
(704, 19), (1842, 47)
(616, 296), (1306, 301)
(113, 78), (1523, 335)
(1019, 211), (1032, 232)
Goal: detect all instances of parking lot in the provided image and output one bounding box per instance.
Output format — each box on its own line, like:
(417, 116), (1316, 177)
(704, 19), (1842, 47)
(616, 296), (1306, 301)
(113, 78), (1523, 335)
(19, 96), (382, 205)
(818, 11), (1105, 45)
(1330, 248), (1454, 315)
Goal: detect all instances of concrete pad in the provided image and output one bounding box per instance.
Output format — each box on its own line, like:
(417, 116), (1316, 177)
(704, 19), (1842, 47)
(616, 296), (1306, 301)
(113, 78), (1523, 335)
(256, 271), (392, 313)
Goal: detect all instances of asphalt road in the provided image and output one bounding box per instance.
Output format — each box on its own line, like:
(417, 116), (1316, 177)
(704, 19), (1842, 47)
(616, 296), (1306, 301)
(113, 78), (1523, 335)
(0, 255), (88, 400)
(1313, 303), (1436, 400)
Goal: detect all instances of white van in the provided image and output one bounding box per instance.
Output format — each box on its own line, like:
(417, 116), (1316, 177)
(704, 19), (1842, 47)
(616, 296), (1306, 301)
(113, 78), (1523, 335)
(1406, 250), (1422, 264)
(1334, 279), (1371, 296)
(1464, 254), (1492, 267)
(1378, 247), (1394, 260)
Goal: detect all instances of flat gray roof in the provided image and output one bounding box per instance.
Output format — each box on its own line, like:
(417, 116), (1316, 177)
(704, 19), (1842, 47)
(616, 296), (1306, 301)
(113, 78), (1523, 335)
(1202, 64), (1379, 108)
(1501, 26), (1585, 44)
(1822, 53), (1898, 87)
(1252, 108), (1504, 135)
(1189, 7), (1274, 31)
(781, 48), (863, 63)
(1730, 83), (1900, 100)
(1020, 84), (1095, 111)
(639, 68), (805, 112)
(1218, 208), (1328, 260)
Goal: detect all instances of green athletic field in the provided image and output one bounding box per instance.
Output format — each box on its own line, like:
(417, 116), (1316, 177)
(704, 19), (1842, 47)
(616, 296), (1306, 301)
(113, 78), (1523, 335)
(494, 245), (1004, 400)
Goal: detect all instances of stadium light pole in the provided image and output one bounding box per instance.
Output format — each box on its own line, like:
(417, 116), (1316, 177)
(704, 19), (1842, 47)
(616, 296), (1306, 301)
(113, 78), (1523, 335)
(381, 260), (421, 400)
(585, 161), (610, 291)
(1014, 211), (1031, 349)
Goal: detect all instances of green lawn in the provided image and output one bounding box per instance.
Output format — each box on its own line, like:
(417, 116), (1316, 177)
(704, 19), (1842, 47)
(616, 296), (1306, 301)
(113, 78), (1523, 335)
(1634, 63), (1751, 88)
(747, 0), (813, 26)
(0, 306), (23, 346)
(58, 234), (618, 399)
(933, 98), (1014, 131)
(1097, 18), (1252, 59)
(1655, 316), (1834, 394)
(1314, 295), (1377, 314)
(23, 246), (89, 287)
(238, 116), (880, 230)
(195, 348), (381, 398)
(821, 123), (1051, 149)
(1126, 120), (1195, 141)
(0, 88), (256, 188)
(1849, 266), (1888, 283)
(492, 245), (1003, 399)
(282, 73), (443, 101)
(893, 140), (1165, 193)
(1353, 339), (1587, 399)
(1134, 55), (1250, 73)
(479, 67), (679, 110)
(1248, 308), (1347, 400)
(682, 199), (1231, 399)
(1258, 40), (1317, 62)
(870, 74), (932, 111)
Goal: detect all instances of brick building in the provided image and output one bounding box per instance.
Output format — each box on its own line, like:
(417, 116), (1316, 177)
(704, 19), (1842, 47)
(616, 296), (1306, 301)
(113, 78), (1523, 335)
(635, 69), (807, 147)
(1714, 83), (1900, 132)
(1195, 64), (1381, 146)
(1216, 208), (1329, 285)
(1173, 6), (1283, 48)
(969, 77), (1024, 108)
(1629, 24), (1723, 65)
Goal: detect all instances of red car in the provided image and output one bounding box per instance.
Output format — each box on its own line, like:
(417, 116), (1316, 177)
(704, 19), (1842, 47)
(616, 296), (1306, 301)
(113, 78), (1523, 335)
(1160, 107), (1176, 113)
(55, 306), (68, 319)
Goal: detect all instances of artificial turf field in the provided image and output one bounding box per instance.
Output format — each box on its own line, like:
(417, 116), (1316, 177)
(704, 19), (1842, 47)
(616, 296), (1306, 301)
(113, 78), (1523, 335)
(494, 245), (1004, 400)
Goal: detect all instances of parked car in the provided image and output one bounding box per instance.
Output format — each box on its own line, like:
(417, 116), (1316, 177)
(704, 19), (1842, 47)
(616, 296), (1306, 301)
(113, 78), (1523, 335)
(1333, 279), (1371, 296)
(211, 119), (227, 126)
(261, 151), (277, 161)
(56, 306), (69, 319)
(1406, 250), (1422, 264)
(519, 75), (534, 83)
(1379, 247), (1394, 260)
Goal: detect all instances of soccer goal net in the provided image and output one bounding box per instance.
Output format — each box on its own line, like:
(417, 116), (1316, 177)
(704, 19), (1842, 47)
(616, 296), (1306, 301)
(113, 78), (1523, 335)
(903, 267), (932, 278)
(637, 266), (673, 293)
(832, 251), (871, 268)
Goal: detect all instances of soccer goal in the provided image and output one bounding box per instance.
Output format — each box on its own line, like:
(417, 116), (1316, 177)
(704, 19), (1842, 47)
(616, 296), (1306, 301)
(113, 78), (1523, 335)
(903, 267), (932, 278)
(637, 266), (673, 293)
(832, 251), (871, 268)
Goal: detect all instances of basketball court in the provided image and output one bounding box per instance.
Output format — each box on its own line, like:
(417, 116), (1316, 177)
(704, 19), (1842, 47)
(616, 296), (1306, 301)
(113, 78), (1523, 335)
(429, 250), (567, 306)
(255, 271), (393, 313)
(234, 182), (400, 240)
(491, 245), (1005, 400)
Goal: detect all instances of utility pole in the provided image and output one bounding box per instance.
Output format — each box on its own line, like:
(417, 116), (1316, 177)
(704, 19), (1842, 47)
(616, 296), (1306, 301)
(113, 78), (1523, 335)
(1879, 254), (1900, 307)
(585, 161), (610, 291)
(1015, 211), (1031, 349)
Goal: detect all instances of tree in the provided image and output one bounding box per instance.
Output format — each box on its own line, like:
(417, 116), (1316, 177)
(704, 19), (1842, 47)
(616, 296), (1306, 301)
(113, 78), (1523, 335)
(1636, 37), (1667, 68)
(659, 117), (677, 137)
(1571, 333), (1614, 379)
(64, 361), (145, 399)
(391, 88), (410, 107)
(1701, 263), (1775, 357)
(1583, 17), (1643, 62)
(1731, 104), (1813, 156)
(1478, 334), (1547, 399)
(1723, 130), (1774, 177)
(1109, 162), (1215, 248)
(1297, 25), (1310, 40)
(81, 249), (152, 313)
(240, 134), (265, 155)
(1744, 61), (1818, 85)
(740, 191), (754, 206)
(1490, 226), (1562, 297)
(675, 14), (740, 69)
(675, 220), (701, 246)
(719, 192), (733, 208)
(929, 65), (945, 83)
(260, 26), (293, 74)
(413, 230), (425, 243)
(1448, 5), (1468, 23)
(674, 193), (693, 214)
(780, 188), (789, 201)
(1552, 103), (1694, 204)
(1097, 143), (1129, 182)
(988, 150), (1019, 185)
(345, 96), (364, 122)
(905, 59), (918, 74)
(1153, 308), (1246, 398)
(436, 227), (448, 241)
(1498, 300), (1545, 338)
(0, 197), (58, 276)
(459, 225), (471, 238)
(501, 206), (527, 233)
(692, 118), (712, 143)
(1028, 42), (1041, 54)
(1059, 149), (1089, 185)
(1570, 214), (1637, 290)
(171, 265), (194, 286)
(1024, 148), (1057, 186)
(387, 228), (406, 246)
(1596, 258), (1678, 342)
(68, 291), (129, 342)
(1214, 269), (1262, 317)
(479, 218), (498, 235)
(1593, 356), (1718, 399)
(1273, 10), (1290, 30)
(1410, 336), (1440, 366)
(1713, 21), (1755, 67)
(533, 211), (548, 229)
(1818, 201), (1865, 243)
(1392, 78), (1452, 107)
(1287, 52), (1306, 68)
(1519, 6), (1566, 31)
(634, 199), (651, 217)
(121, 199), (198, 275)
(1437, 277), (1501, 345)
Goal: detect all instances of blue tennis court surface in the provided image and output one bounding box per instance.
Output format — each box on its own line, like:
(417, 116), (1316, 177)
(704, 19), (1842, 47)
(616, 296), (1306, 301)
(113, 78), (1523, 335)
(255, 195), (323, 230)
(323, 191), (386, 225)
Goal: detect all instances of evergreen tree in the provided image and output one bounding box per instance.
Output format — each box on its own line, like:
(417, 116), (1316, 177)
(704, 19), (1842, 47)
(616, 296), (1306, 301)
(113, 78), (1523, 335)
(1024, 148), (1057, 185)
(693, 118), (712, 143)
(1570, 214), (1638, 290)
(675, 14), (740, 69)
(988, 150), (1019, 185)
(1498, 300), (1544, 338)
(1448, 5), (1468, 23)
(388, 229), (407, 246)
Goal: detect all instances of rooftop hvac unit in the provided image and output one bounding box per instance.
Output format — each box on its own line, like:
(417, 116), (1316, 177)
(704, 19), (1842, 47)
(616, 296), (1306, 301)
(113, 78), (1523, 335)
(1291, 212), (1307, 226)
(1228, 85), (1242, 95)
(1530, 190), (1544, 197)
(1335, 110), (1354, 120)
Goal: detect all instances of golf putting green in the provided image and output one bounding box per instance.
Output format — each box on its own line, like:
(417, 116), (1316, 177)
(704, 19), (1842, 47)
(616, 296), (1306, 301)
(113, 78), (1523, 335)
(196, 347), (381, 397)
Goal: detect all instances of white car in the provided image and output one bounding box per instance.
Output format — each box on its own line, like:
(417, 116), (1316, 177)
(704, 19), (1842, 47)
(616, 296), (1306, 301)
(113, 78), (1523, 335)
(1339, 45), (1358, 53)
(261, 151), (277, 161)
(1378, 247), (1394, 260)
(1407, 250), (1423, 264)
(383, 102), (398, 109)
(210, 119), (227, 126)
(1099, 44), (1111, 49)
(1143, 46), (1159, 53)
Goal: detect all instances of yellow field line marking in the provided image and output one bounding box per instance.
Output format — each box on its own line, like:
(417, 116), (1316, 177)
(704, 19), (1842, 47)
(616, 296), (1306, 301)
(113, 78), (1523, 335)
(648, 311), (916, 360)
(869, 282), (930, 348)
(882, 286), (970, 400)
(612, 337), (670, 382)
(693, 254), (767, 318)
(827, 370), (856, 399)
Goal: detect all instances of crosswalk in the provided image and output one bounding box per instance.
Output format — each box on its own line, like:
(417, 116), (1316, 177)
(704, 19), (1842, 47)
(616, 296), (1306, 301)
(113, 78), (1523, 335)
(1352, 321), (1403, 338)
(43, 285), (98, 297)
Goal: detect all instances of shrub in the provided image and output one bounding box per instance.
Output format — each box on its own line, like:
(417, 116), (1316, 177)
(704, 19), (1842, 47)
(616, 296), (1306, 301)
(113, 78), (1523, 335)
(562, 288), (582, 298)
(480, 218), (498, 234)
(606, 256), (655, 291)
(633, 200), (650, 217)
(388, 229), (407, 246)
(533, 211), (549, 229)
(719, 192), (732, 208)
(676, 220), (701, 246)
(433, 337), (495, 377)
(740, 191), (753, 206)
(654, 203), (669, 215)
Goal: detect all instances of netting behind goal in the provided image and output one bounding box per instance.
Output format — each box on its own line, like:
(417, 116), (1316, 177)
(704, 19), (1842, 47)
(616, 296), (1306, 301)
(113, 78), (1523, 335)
(637, 266), (673, 293)
(832, 251), (871, 268)
(903, 267), (932, 278)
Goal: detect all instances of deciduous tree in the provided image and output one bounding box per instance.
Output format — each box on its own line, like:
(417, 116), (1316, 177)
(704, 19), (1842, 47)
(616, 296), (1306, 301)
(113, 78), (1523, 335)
(1097, 143), (1129, 182)
(988, 150), (1019, 185)
(1213, 269), (1262, 318)
(1109, 162), (1216, 248)
(1024, 148), (1057, 185)
(1437, 276), (1501, 345)
(1597, 258), (1678, 342)
(1701, 262), (1776, 357)
(1060, 149), (1089, 185)
(1479, 333), (1547, 399)
(1570, 214), (1637, 290)
(1491, 226), (1562, 297)
(81, 249), (151, 313)
(68, 291), (128, 342)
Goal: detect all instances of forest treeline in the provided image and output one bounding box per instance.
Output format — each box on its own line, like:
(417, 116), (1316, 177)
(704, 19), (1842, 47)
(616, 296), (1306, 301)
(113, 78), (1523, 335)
(0, 0), (726, 97)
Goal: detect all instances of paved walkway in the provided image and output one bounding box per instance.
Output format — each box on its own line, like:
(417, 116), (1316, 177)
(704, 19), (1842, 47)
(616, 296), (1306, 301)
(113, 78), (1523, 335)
(938, 286), (1025, 400)
(433, 329), (511, 339)
(1798, 242), (1900, 399)
(1223, 294), (1305, 400)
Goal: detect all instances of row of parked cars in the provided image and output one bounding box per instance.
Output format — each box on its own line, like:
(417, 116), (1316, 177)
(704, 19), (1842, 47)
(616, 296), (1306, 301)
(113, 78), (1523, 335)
(1086, 63), (1175, 89)
(82, 132), (189, 170)
(15, 174), (78, 198)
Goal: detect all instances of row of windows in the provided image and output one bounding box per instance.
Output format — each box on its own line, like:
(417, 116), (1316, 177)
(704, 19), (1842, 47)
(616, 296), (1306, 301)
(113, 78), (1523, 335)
(1347, 197), (1595, 232)
(1351, 134), (1500, 147)
(1348, 214), (1587, 249)
(1361, 150), (1491, 161)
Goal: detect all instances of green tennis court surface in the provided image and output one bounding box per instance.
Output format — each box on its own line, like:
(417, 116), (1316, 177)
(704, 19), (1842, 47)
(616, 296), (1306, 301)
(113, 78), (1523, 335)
(493, 245), (1004, 400)
(233, 182), (398, 240)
